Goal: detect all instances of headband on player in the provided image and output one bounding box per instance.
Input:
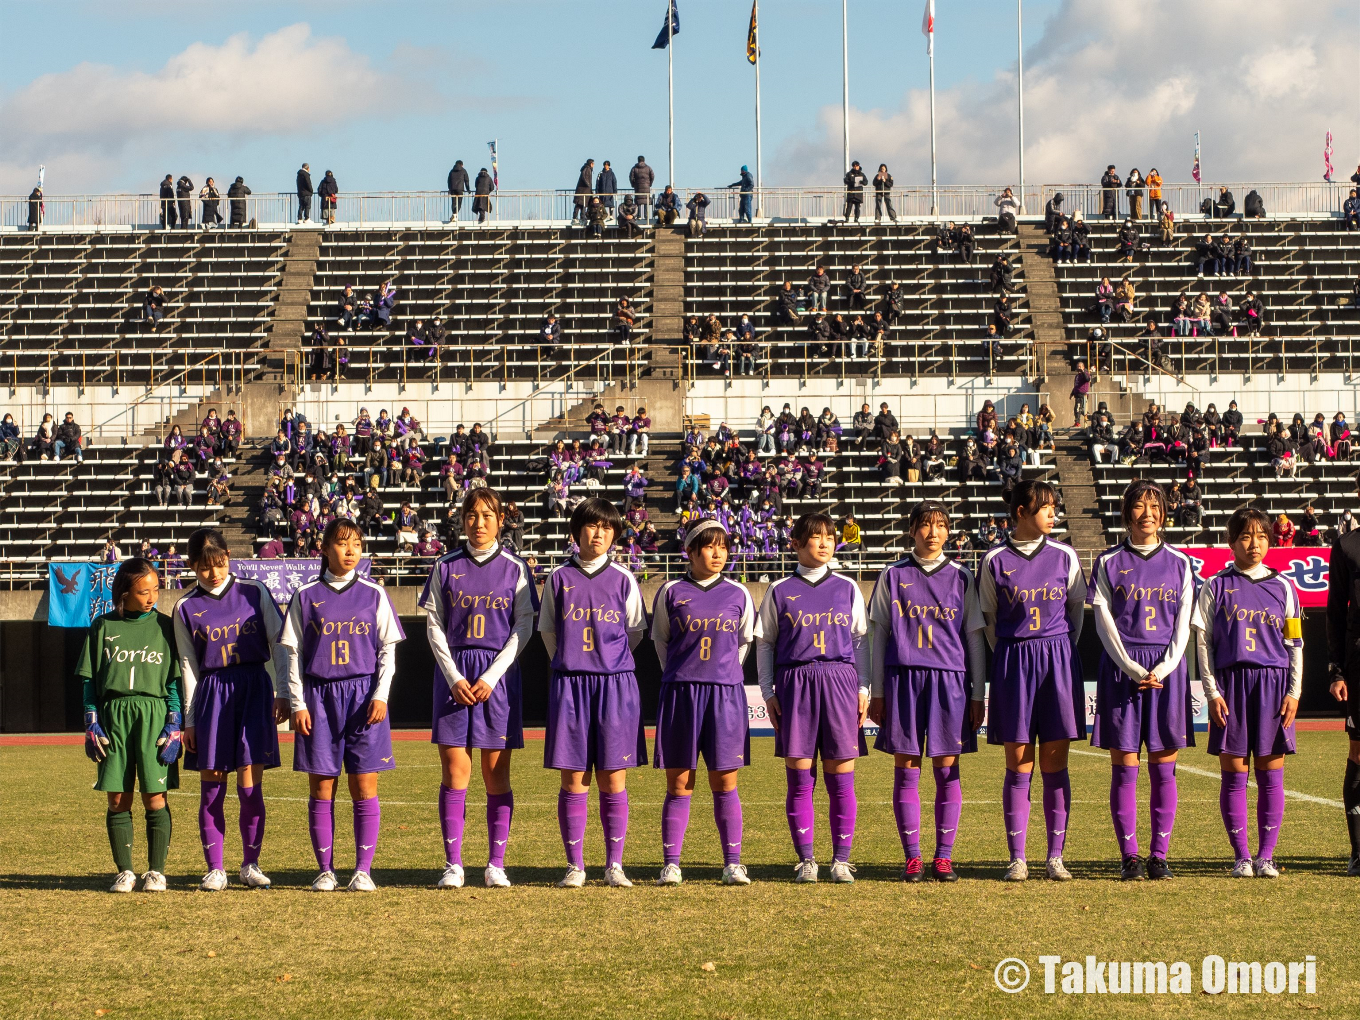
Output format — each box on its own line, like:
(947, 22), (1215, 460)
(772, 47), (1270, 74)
(685, 519), (728, 547)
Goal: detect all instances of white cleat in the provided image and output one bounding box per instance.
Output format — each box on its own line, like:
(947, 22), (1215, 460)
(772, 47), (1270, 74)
(828, 860), (856, 884)
(109, 870), (137, 894)
(1253, 857), (1280, 879)
(239, 863), (271, 889)
(656, 863), (683, 886)
(311, 870), (338, 892)
(1230, 858), (1255, 879)
(1003, 858), (1029, 882)
(722, 863), (751, 886)
(436, 864), (465, 889)
(603, 863), (633, 888)
(347, 870), (377, 892)
(200, 869), (229, 892)
(557, 866), (587, 889)
(483, 865), (511, 888)
(793, 858), (819, 884)
(1045, 857), (1073, 881)
(141, 870), (167, 892)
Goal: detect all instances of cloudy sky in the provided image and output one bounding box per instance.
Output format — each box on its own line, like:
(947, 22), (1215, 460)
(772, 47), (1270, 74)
(1, 0), (1356, 195)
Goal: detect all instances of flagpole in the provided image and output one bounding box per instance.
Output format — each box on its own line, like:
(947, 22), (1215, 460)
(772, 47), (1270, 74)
(1016, 0), (1025, 212)
(668, 1), (675, 186)
(928, 14), (937, 216)
(754, 2), (763, 218)
(841, 0), (850, 173)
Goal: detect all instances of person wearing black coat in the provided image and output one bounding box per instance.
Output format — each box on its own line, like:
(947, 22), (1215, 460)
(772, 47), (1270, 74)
(473, 168), (493, 223)
(843, 161), (868, 223)
(989, 255), (1013, 294)
(175, 175), (194, 228)
(227, 177), (251, 227)
(317, 170), (338, 224)
(27, 186), (42, 231)
(573, 160), (594, 224)
(1044, 192), (1065, 233)
(773, 281), (801, 327)
(727, 166), (755, 224)
(629, 156), (655, 220)
(1213, 187), (1235, 218)
(159, 174), (177, 229)
(845, 265), (867, 310)
(200, 178), (222, 226)
(879, 282), (904, 324)
(617, 194), (640, 238)
(873, 164), (897, 223)
(296, 163), (314, 223)
(1243, 190), (1265, 218)
(595, 161), (618, 211)
(447, 160), (470, 221)
(1100, 165), (1122, 219)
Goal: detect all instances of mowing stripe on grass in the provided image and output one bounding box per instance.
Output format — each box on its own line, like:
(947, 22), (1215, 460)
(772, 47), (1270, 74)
(1068, 748), (1343, 807)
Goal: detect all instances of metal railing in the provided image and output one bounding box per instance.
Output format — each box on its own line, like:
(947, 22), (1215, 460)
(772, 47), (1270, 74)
(6, 182), (1355, 231)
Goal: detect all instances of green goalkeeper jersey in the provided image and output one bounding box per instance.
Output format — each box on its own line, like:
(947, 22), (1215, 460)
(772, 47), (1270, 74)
(78, 610), (182, 712)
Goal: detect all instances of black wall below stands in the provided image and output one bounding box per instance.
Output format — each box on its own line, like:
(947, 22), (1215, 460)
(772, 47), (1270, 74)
(0, 613), (1341, 733)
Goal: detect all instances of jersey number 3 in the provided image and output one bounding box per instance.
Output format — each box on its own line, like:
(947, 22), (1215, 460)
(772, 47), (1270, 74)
(1028, 607), (1041, 631)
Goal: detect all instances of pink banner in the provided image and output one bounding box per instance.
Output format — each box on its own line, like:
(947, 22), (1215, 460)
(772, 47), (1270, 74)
(1178, 546), (1331, 608)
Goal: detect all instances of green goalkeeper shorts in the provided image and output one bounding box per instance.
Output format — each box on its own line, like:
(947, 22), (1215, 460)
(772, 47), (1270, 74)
(94, 695), (180, 794)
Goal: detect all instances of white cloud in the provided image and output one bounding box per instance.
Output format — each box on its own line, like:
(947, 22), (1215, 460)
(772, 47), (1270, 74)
(774, 0), (1359, 187)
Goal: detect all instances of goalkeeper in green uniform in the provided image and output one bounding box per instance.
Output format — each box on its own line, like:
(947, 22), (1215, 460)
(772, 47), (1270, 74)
(79, 558), (183, 893)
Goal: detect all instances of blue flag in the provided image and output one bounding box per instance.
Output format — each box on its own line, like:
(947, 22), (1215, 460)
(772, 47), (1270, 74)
(652, 0), (679, 49)
(48, 562), (119, 627)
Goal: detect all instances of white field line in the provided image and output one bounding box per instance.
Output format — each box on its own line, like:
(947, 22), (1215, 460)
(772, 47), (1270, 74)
(1068, 748), (1342, 808)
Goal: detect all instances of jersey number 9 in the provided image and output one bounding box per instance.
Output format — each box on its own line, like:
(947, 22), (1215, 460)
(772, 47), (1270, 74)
(582, 626), (595, 653)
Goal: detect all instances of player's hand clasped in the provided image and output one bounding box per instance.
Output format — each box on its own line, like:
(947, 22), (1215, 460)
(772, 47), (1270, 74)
(451, 679), (493, 706)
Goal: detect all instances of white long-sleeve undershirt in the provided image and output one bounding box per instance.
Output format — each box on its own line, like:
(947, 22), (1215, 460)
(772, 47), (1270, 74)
(754, 563), (870, 701)
(536, 554), (647, 660)
(650, 574), (755, 671)
(1090, 541), (1194, 683)
(1192, 562), (1303, 702)
(420, 543), (535, 691)
(978, 536), (1087, 649)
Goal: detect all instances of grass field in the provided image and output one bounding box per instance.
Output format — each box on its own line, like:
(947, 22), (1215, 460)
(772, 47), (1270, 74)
(2, 732), (1357, 1019)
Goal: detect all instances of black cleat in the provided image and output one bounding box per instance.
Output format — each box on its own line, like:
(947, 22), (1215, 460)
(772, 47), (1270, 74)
(1120, 854), (1147, 881)
(932, 857), (959, 882)
(1347, 856), (1360, 877)
(1146, 855), (1172, 880)
(902, 857), (925, 882)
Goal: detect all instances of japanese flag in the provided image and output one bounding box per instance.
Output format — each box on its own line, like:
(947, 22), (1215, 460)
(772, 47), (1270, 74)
(922, 0), (935, 54)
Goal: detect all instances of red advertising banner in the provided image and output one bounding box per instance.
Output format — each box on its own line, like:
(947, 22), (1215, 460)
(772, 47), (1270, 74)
(1178, 546), (1331, 608)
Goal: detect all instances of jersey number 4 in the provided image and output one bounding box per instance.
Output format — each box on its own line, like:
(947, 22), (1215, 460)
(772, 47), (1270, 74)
(812, 631), (827, 654)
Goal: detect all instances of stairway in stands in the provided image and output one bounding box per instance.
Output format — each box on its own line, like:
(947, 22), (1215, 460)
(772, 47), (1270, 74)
(265, 230), (321, 372)
(1018, 224), (1109, 560)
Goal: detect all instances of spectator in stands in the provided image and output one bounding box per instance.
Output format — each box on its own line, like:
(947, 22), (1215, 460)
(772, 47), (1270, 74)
(843, 161), (868, 223)
(1238, 291), (1264, 336)
(1268, 422), (1297, 478)
(1093, 276), (1115, 324)
(1345, 189), (1360, 231)
(954, 223), (976, 264)
(334, 284), (358, 330)
(1299, 506), (1321, 546)
(1332, 413), (1353, 460)
(259, 534), (285, 558)
(572, 159), (594, 224)
(674, 464), (700, 510)
(171, 449), (195, 506)
(1206, 290), (1232, 336)
(595, 160), (617, 213)
(629, 156), (655, 220)
(629, 407), (651, 456)
(175, 175), (193, 228)
(989, 254), (1014, 294)
(159, 174), (177, 229)
(1044, 191), (1066, 234)
(976, 398), (998, 436)
(866, 163), (897, 224)
(586, 196), (608, 238)
(1146, 168), (1163, 218)
(685, 191), (709, 237)
(1125, 169), (1145, 220)
(1228, 234), (1253, 276)
(613, 296), (636, 345)
(1244, 189), (1265, 217)
(473, 167), (494, 223)
(0, 413), (21, 462)
(774, 280), (801, 326)
(318, 170), (338, 224)
(878, 281), (905, 327)
(447, 160), (470, 221)
(199, 178), (222, 226)
(752, 406), (775, 455)
(1100, 165), (1121, 219)
(735, 314), (756, 374)
(621, 462), (648, 512)
(142, 285), (166, 330)
(656, 185), (680, 226)
(727, 165), (755, 224)
(27, 185), (42, 231)
(843, 264), (868, 311)
(994, 187), (1019, 233)
(617, 194), (640, 238)
(373, 280), (397, 330)
(1116, 218), (1140, 261)
(29, 413), (54, 460)
(1272, 513), (1297, 548)
(1088, 403), (1116, 464)
(1071, 212), (1091, 262)
(872, 402), (899, 442)
(1112, 276), (1136, 323)
(850, 403), (873, 447)
(54, 412), (83, 463)
(805, 313), (830, 357)
(1213, 187), (1235, 218)
(992, 294), (1014, 335)
(101, 538), (120, 563)
(1158, 204), (1176, 246)
(1071, 361), (1092, 426)
(206, 459), (231, 506)
(1179, 477), (1203, 531)
(807, 265), (830, 312)
(295, 163), (314, 223)
(220, 410), (242, 458)
(227, 176), (251, 227)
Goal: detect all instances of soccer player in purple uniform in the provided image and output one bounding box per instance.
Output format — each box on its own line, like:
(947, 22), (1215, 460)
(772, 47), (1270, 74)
(756, 512), (870, 884)
(279, 519), (406, 892)
(539, 497), (649, 888)
(1088, 481), (1194, 881)
(421, 488), (536, 890)
(868, 501), (986, 883)
(1192, 507), (1302, 879)
(979, 479), (1087, 882)
(174, 529), (289, 892)
(650, 520), (756, 886)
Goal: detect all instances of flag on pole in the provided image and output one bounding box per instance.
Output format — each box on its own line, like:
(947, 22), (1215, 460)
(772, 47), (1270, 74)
(652, 0), (680, 49)
(487, 140), (498, 190)
(1191, 131), (1201, 183)
(922, 0), (935, 55)
(747, 0), (758, 64)
(36, 165), (45, 189)
(1324, 131), (1334, 182)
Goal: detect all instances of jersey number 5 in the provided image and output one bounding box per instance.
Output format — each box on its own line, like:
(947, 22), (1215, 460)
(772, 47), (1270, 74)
(1245, 627), (1256, 652)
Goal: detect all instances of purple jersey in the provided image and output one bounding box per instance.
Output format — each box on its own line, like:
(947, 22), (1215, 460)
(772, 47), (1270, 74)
(420, 548), (524, 653)
(1201, 568), (1296, 671)
(655, 576), (750, 685)
(985, 539), (1079, 641)
(546, 560), (637, 675)
(770, 572), (859, 666)
(873, 557), (972, 672)
(292, 577), (387, 682)
(176, 577), (279, 671)
(1088, 542), (1191, 648)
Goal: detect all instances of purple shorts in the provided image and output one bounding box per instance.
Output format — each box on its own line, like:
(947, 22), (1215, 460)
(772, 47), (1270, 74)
(874, 667), (977, 758)
(185, 665), (281, 773)
(773, 661), (868, 761)
(1090, 644), (1194, 753)
(1206, 665), (1297, 758)
(293, 677), (395, 777)
(544, 670), (647, 772)
(653, 682), (750, 771)
(431, 647), (524, 751)
(987, 636), (1085, 745)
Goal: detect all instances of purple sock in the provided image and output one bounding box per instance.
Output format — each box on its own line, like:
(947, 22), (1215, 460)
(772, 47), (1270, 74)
(785, 767), (816, 860)
(237, 784), (266, 868)
(1002, 770), (1032, 859)
(1255, 768), (1285, 860)
(1110, 764), (1140, 857)
(557, 790), (588, 868)
(823, 769), (857, 862)
(1148, 761), (1178, 859)
(486, 791), (514, 869)
(712, 789), (743, 865)
(599, 790), (629, 867)
(1042, 768), (1071, 859)
(660, 793), (691, 865)
(892, 767), (922, 860)
(1220, 771), (1251, 860)
(307, 797), (334, 872)
(352, 796), (380, 874)
(198, 781), (227, 871)
(933, 763), (962, 860)
(438, 785), (467, 867)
